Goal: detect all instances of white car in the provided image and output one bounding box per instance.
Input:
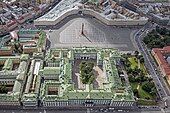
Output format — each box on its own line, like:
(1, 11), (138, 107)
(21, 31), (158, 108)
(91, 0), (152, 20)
(49, 29), (52, 32)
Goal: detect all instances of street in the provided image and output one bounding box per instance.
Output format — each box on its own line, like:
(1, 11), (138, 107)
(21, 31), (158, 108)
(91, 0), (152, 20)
(0, 109), (164, 113)
(134, 22), (170, 113)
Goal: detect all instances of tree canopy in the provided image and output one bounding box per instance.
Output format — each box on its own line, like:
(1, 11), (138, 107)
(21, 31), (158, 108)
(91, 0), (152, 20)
(142, 82), (157, 96)
(143, 26), (170, 49)
(0, 85), (8, 94)
(80, 62), (95, 84)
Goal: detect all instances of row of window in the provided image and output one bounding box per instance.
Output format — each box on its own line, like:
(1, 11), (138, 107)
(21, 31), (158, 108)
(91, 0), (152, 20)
(42, 100), (135, 107)
(0, 80), (15, 84)
(0, 101), (20, 105)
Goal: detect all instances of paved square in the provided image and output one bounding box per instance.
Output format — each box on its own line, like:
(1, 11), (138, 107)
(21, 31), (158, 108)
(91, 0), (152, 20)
(60, 18), (106, 43)
(48, 17), (138, 51)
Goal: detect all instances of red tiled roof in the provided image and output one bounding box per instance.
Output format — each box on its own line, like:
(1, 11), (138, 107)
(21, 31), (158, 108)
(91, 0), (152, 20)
(7, 20), (17, 27)
(152, 46), (170, 76)
(18, 16), (24, 21)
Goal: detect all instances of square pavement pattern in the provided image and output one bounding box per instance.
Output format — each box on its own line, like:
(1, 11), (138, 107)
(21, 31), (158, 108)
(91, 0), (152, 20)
(48, 18), (137, 51)
(60, 18), (106, 43)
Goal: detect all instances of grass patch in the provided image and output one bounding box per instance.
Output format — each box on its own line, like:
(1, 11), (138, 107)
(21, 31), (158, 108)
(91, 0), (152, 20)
(138, 84), (153, 99)
(128, 57), (138, 69)
(131, 82), (154, 100)
(130, 82), (138, 90)
(128, 57), (148, 76)
(137, 99), (157, 106)
(141, 64), (148, 76)
(126, 56), (157, 105)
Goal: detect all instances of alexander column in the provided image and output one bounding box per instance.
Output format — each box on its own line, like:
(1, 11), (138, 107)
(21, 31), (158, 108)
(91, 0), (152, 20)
(81, 23), (85, 36)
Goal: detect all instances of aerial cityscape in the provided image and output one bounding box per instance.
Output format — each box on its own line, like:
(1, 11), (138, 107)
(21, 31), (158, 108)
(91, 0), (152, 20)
(0, 0), (170, 113)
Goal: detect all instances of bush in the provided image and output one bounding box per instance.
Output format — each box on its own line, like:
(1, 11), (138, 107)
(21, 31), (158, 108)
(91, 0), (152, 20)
(129, 76), (136, 82)
(143, 27), (170, 49)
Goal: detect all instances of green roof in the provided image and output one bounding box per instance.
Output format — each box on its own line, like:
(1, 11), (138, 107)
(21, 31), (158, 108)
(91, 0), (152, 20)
(88, 0), (99, 4)
(37, 31), (46, 48)
(0, 92), (20, 101)
(18, 29), (40, 35)
(40, 47), (135, 102)
(43, 67), (61, 75)
(13, 80), (22, 93)
(20, 54), (29, 61)
(3, 59), (13, 70)
(22, 93), (38, 101)
(0, 46), (11, 50)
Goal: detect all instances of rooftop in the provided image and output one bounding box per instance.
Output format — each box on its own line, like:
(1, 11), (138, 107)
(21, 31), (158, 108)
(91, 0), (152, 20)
(40, 47), (134, 101)
(35, 0), (147, 23)
(152, 46), (170, 78)
(43, 67), (61, 75)
(0, 54), (29, 103)
(0, 29), (47, 55)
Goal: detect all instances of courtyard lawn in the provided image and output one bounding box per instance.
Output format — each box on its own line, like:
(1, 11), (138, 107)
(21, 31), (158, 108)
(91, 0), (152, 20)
(140, 63), (148, 76)
(138, 85), (153, 100)
(130, 82), (154, 100)
(128, 57), (137, 69)
(127, 57), (157, 105)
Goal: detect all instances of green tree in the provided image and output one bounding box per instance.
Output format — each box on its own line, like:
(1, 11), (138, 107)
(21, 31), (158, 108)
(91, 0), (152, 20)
(127, 68), (133, 74)
(142, 82), (155, 94)
(0, 85), (8, 94)
(80, 62), (95, 84)
(134, 51), (139, 58)
(128, 76), (136, 82)
(150, 87), (157, 96)
(139, 56), (145, 63)
(164, 37), (170, 46)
